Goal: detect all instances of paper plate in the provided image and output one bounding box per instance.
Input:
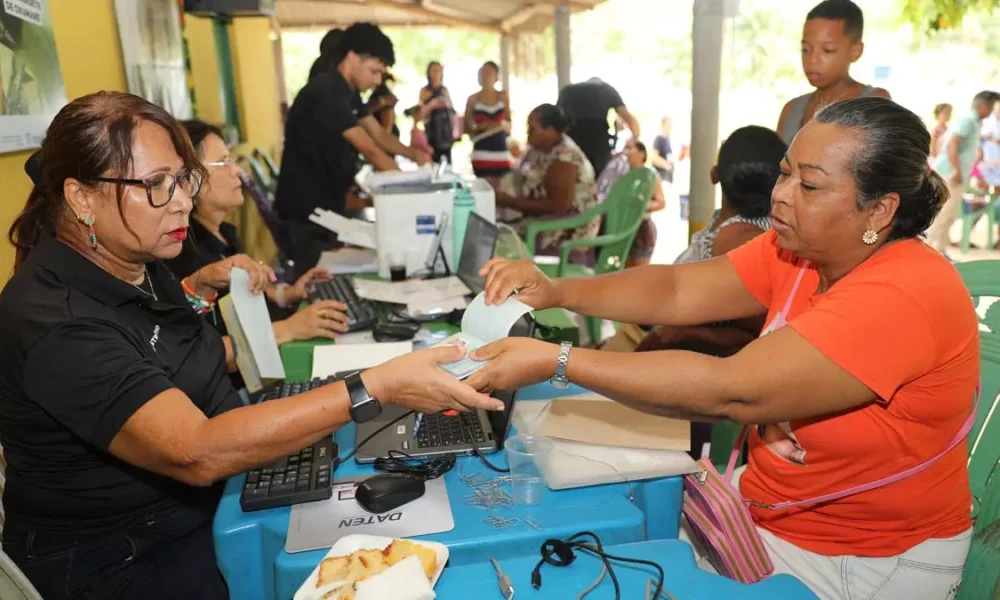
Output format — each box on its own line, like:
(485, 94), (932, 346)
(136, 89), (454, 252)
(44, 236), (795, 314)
(293, 535), (448, 600)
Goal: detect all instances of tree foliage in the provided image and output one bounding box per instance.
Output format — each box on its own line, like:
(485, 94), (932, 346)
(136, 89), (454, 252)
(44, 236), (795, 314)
(900, 0), (1000, 31)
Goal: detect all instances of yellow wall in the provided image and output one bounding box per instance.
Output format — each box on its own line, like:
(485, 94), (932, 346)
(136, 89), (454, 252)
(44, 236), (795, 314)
(230, 17), (281, 159)
(0, 0), (127, 281)
(184, 15), (224, 125)
(228, 17), (281, 263)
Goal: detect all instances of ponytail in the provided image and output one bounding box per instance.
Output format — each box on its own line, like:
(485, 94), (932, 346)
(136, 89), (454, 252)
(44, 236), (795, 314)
(9, 187), (56, 270)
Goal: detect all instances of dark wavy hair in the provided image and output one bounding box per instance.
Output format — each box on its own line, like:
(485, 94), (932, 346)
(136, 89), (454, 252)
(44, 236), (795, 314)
(531, 104), (572, 134)
(10, 92), (205, 269)
(815, 96), (947, 241)
(717, 126), (787, 220)
(181, 120), (224, 156)
(340, 22), (395, 67)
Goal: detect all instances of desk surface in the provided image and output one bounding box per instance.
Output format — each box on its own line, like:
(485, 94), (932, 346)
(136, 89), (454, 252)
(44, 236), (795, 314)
(213, 382), (684, 600)
(435, 539), (819, 599)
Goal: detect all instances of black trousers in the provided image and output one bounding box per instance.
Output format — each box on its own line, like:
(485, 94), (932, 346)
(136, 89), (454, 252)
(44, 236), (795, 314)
(283, 219), (341, 281)
(3, 504), (228, 600)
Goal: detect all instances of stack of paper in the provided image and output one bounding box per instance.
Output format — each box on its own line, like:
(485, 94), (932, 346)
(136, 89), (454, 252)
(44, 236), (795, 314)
(218, 268), (286, 393)
(352, 277), (471, 305)
(309, 209), (376, 249)
(317, 248), (378, 275)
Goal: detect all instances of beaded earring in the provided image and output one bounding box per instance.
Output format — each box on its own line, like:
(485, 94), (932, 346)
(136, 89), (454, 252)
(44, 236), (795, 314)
(83, 216), (97, 249)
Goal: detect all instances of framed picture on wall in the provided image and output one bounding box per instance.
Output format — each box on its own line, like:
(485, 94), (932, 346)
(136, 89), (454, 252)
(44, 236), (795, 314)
(114, 0), (193, 119)
(0, 0), (67, 154)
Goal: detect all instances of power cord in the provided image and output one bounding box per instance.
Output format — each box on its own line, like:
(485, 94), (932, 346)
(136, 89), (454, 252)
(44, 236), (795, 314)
(374, 449), (455, 480)
(457, 412), (509, 473)
(531, 532), (665, 600)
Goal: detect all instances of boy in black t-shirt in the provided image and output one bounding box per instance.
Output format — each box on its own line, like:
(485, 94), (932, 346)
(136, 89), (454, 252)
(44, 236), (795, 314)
(275, 23), (430, 278)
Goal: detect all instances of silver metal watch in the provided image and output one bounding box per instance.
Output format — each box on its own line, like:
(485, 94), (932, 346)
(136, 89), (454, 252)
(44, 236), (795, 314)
(550, 341), (572, 389)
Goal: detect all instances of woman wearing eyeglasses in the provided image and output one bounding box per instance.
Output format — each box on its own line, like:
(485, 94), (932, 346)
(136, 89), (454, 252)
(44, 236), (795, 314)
(0, 92), (502, 599)
(166, 120), (350, 344)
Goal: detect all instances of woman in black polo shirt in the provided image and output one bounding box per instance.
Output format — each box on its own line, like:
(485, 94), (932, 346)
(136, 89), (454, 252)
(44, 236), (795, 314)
(0, 91), (500, 600)
(167, 120), (349, 344)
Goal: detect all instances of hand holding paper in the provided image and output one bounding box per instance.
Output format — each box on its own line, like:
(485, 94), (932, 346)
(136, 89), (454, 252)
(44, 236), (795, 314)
(433, 292), (531, 379)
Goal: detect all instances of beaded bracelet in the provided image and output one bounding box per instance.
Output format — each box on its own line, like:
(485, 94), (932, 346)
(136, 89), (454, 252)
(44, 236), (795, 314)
(181, 277), (218, 314)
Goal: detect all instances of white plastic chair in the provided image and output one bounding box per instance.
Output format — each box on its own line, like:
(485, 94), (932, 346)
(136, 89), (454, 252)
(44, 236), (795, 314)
(0, 551), (42, 600)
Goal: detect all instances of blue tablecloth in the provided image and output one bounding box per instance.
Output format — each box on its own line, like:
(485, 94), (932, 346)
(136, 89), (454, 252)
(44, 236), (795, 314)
(213, 383), (685, 600)
(435, 539), (819, 599)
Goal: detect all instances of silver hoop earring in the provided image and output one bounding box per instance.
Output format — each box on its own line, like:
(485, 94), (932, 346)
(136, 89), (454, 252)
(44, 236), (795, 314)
(862, 229), (878, 245)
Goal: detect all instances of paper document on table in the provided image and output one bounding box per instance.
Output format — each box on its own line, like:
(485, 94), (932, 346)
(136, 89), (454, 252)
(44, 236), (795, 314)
(352, 277), (471, 305)
(405, 296), (469, 319)
(309, 209), (376, 249)
(219, 268), (285, 393)
(433, 292), (531, 379)
(366, 166), (434, 189)
(316, 248), (378, 274)
(536, 394), (690, 452)
(512, 399), (698, 490)
(311, 341), (413, 379)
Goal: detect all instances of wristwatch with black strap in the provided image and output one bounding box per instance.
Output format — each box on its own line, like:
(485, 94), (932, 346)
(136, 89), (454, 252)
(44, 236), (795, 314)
(345, 371), (382, 423)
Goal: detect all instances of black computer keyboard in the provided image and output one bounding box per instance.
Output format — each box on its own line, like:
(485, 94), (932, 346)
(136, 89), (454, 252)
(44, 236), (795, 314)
(416, 412), (486, 449)
(240, 376), (339, 512)
(308, 275), (378, 332)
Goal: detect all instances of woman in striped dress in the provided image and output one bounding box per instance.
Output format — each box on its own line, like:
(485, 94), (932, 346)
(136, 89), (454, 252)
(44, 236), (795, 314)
(464, 61), (513, 179)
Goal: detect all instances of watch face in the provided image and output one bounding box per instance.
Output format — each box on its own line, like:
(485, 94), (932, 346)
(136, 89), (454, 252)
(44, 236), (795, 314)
(350, 398), (382, 423)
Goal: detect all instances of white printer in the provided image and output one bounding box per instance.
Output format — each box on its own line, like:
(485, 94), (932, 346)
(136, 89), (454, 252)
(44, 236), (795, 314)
(371, 178), (496, 279)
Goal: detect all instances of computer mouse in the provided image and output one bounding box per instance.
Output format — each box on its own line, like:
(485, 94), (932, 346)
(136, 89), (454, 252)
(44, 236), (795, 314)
(355, 473), (426, 514)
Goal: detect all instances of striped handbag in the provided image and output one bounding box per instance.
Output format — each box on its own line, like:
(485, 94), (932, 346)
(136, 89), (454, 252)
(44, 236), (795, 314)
(683, 427), (772, 583)
(683, 394), (978, 584)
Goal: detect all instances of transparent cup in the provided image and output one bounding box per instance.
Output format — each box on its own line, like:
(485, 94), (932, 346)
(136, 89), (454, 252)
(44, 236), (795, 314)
(504, 434), (553, 505)
(388, 251), (407, 282)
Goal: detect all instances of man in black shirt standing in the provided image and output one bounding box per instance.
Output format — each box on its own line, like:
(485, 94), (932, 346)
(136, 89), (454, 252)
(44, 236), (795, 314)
(557, 77), (640, 178)
(276, 23), (429, 278)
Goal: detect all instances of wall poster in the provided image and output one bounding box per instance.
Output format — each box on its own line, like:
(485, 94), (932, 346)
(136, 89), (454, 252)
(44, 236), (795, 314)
(0, 0), (67, 154)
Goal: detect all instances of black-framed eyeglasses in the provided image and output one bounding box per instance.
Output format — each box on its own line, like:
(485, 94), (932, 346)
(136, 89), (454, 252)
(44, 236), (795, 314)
(87, 167), (203, 208)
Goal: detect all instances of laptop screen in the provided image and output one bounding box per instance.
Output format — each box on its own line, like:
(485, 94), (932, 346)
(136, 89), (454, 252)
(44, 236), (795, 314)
(457, 212), (499, 295)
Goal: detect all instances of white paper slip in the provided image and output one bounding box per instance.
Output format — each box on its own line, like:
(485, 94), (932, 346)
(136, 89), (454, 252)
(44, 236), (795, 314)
(309, 209), (377, 249)
(312, 342), (413, 379)
(352, 277), (471, 306)
(433, 293), (532, 379)
(317, 248), (378, 274)
(405, 296), (469, 319)
(220, 268), (285, 392)
(366, 165), (435, 189)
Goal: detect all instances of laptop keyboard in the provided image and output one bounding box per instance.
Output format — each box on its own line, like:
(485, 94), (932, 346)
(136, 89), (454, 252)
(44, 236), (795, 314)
(416, 412), (487, 448)
(308, 276), (378, 332)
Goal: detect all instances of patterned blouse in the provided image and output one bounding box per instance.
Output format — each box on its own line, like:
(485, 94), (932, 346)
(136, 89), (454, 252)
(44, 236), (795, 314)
(498, 135), (598, 255)
(674, 209), (772, 265)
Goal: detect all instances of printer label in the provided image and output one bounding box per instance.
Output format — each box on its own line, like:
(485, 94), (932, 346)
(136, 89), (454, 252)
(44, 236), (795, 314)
(340, 513), (403, 528)
(415, 214), (436, 235)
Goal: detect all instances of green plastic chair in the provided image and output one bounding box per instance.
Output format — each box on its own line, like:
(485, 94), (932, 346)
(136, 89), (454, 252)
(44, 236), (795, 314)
(252, 147), (280, 182)
(240, 154), (276, 200)
(524, 167), (656, 344)
(959, 190), (998, 255)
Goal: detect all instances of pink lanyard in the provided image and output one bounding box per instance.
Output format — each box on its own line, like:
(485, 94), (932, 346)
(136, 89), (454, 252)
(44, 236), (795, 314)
(727, 264), (979, 510)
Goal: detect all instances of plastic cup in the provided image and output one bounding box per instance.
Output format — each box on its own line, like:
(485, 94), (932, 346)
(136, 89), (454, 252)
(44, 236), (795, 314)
(504, 434), (553, 505)
(388, 251), (407, 282)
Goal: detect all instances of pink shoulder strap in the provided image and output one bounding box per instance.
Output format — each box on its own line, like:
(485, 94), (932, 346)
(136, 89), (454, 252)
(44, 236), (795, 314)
(723, 261), (980, 510)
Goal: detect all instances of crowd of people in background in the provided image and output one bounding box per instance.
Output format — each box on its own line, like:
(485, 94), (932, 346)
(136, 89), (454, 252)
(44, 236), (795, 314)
(0, 0), (994, 598)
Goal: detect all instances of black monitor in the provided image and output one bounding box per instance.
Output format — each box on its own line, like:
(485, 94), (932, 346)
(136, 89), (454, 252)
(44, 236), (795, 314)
(456, 212), (499, 295)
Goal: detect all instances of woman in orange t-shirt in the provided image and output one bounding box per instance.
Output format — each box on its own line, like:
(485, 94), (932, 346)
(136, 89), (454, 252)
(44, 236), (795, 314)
(465, 97), (977, 600)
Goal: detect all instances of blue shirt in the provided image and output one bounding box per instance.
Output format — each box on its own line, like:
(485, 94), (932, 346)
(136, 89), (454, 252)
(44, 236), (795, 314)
(932, 110), (981, 181)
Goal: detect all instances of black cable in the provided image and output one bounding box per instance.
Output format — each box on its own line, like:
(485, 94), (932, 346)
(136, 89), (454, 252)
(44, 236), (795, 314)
(531, 531), (666, 600)
(457, 412), (509, 473)
(373, 449), (456, 480)
(335, 410), (415, 467)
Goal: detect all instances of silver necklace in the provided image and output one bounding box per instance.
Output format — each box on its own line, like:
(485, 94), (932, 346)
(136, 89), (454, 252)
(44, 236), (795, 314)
(133, 268), (158, 302)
